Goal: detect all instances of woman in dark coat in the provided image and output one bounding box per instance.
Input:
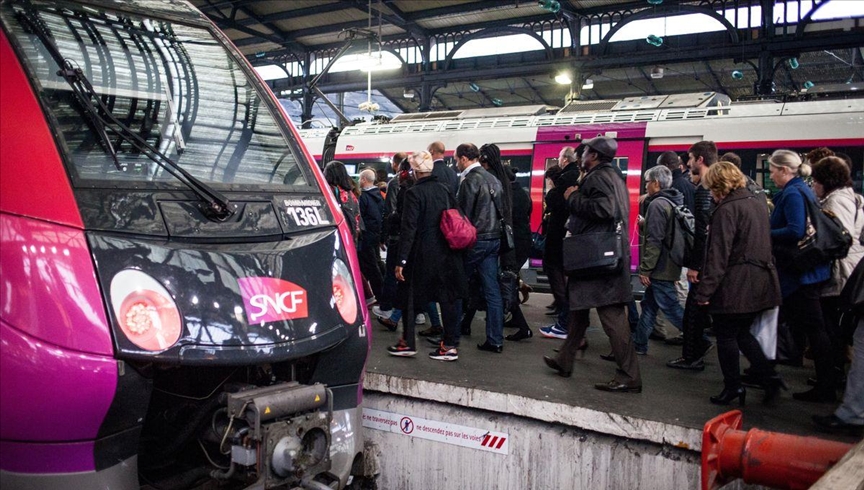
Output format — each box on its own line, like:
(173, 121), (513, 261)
(695, 161), (783, 405)
(389, 151), (468, 359)
(324, 161), (362, 243)
(768, 149), (835, 402)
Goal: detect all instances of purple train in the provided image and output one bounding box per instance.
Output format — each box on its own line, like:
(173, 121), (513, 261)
(0, 1), (371, 488)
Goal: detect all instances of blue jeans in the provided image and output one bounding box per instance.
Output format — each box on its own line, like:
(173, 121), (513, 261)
(633, 279), (684, 353)
(463, 239), (503, 346)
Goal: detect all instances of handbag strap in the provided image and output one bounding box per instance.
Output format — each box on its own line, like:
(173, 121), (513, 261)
(584, 164), (625, 229)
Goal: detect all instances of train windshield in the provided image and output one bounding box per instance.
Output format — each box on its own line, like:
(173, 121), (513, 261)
(1, 1), (311, 190)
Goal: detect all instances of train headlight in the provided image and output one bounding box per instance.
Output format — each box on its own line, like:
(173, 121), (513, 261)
(331, 259), (357, 324)
(110, 270), (182, 351)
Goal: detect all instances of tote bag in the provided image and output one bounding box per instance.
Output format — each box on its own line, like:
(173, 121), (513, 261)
(749, 306), (779, 360)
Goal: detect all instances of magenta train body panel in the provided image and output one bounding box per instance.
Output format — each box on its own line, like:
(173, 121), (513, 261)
(0, 318), (117, 469)
(0, 32), (83, 228)
(1, 438), (99, 474)
(535, 122), (649, 142)
(537, 124), (648, 271)
(0, 215), (114, 355)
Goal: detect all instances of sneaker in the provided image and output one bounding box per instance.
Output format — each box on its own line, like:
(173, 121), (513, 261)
(415, 313), (426, 325)
(539, 324), (567, 340)
(648, 331), (666, 341)
(418, 325), (442, 337)
(377, 315), (398, 332)
(665, 336), (684, 346)
(365, 296), (377, 307)
(372, 306), (392, 318)
(429, 344), (458, 361)
(666, 357), (705, 371)
(387, 340), (416, 357)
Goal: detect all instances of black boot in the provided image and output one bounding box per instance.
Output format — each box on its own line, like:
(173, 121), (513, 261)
(762, 375), (788, 405)
(710, 386), (746, 406)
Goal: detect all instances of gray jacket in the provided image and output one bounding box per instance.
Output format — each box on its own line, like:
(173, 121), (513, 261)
(566, 162), (633, 310)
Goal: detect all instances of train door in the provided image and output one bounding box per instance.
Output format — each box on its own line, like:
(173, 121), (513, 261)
(530, 138), (645, 274)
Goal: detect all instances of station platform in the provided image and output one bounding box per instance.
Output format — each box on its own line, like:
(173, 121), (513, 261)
(363, 292), (861, 452)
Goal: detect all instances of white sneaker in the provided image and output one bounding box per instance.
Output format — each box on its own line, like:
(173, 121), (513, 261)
(372, 306), (392, 319)
(415, 313), (426, 325)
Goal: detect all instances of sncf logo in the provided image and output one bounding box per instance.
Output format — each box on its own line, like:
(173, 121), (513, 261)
(237, 277), (309, 324)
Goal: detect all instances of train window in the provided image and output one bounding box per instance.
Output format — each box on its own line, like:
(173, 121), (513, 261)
(613, 157), (629, 180)
(2, 2), (311, 190)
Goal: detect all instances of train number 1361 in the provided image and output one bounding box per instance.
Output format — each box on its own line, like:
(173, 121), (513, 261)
(286, 206), (329, 227)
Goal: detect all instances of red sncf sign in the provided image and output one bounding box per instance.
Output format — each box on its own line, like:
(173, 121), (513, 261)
(237, 277), (309, 324)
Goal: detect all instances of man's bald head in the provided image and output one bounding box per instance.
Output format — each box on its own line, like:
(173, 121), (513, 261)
(428, 141), (446, 160)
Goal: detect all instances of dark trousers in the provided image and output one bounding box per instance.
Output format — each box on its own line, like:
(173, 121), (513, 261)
(820, 295), (847, 375)
(784, 283), (837, 393)
(439, 300), (462, 349)
(681, 280), (713, 361)
(714, 312), (775, 390)
(556, 304), (641, 386)
(546, 264), (568, 312)
(358, 241), (384, 300)
(509, 304), (530, 335)
(379, 239), (400, 311)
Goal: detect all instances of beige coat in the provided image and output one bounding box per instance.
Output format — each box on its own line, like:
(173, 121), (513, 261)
(821, 187), (864, 296)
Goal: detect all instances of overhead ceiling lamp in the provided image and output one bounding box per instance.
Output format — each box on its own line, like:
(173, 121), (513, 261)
(650, 66), (664, 79)
(359, 52), (403, 72)
(647, 0), (663, 4)
(731, 70), (744, 80)
(646, 34), (664, 47)
(803, 81), (815, 90)
(555, 72), (572, 84)
(538, 0), (561, 14)
(469, 82), (481, 92)
(491, 98), (503, 107)
(787, 57), (800, 69)
(582, 78), (594, 90)
(403, 88), (415, 99)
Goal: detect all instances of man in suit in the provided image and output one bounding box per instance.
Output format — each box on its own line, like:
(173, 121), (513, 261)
(429, 140), (459, 196)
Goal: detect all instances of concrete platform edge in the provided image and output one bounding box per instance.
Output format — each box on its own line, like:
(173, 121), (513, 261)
(364, 371), (704, 452)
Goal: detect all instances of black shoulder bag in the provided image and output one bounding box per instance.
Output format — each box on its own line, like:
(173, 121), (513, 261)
(562, 168), (625, 277)
(490, 186), (515, 253)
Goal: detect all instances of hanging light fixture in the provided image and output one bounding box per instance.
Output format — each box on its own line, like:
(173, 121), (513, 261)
(555, 72), (572, 84)
(582, 78), (594, 90)
(650, 66), (664, 79)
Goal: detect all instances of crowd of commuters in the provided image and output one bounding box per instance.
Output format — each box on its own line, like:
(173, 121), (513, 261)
(323, 137), (864, 436)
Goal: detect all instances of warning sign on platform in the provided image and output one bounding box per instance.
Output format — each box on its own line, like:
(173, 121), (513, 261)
(362, 408), (509, 455)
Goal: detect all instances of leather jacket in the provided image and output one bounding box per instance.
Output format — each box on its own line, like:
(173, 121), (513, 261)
(458, 165), (503, 240)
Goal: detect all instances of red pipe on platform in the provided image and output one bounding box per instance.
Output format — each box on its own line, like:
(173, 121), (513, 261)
(702, 410), (853, 490)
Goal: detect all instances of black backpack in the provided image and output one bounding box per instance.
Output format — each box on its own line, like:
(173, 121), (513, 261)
(658, 197), (695, 267)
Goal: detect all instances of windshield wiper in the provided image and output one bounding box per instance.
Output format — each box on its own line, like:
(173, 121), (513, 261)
(15, 1), (235, 221)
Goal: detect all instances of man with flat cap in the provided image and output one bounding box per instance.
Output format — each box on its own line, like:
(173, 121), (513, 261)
(543, 136), (643, 393)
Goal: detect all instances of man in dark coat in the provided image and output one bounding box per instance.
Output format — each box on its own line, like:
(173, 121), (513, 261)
(429, 141), (459, 196)
(539, 146), (580, 339)
(456, 142), (505, 353)
(543, 136), (642, 393)
(358, 169), (385, 300)
(659, 150), (695, 215)
(667, 141), (717, 370)
(375, 152), (407, 322)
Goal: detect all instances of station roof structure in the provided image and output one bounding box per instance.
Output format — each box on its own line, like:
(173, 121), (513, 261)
(191, 0), (864, 119)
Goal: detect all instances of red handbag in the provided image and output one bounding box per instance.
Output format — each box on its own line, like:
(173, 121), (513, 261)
(440, 208), (477, 250)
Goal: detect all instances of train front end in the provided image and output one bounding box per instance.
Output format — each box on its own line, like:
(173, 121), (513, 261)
(0, 1), (370, 488)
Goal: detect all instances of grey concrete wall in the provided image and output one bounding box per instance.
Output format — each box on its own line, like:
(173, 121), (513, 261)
(363, 392), (703, 489)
